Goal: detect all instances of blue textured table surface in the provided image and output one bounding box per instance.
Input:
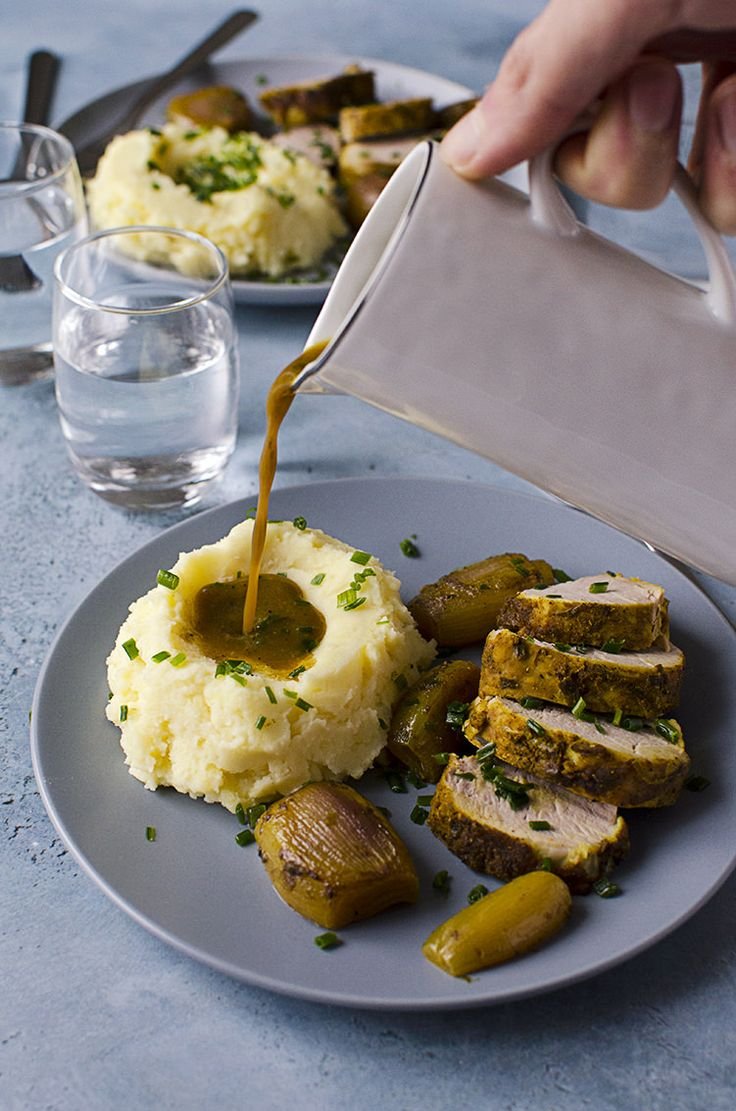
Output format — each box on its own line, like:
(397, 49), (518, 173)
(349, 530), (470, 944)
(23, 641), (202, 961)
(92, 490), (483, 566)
(3, 3), (735, 1108)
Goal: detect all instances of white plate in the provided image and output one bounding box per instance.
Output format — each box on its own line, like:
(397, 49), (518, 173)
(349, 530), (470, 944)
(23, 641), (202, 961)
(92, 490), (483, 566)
(30, 478), (736, 1009)
(60, 55), (476, 306)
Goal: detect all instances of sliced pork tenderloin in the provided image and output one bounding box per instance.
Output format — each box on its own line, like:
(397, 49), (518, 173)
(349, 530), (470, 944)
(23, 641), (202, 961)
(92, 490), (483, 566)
(465, 696), (690, 808)
(498, 573), (669, 651)
(480, 627), (684, 718)
(428, 754), (629, 894)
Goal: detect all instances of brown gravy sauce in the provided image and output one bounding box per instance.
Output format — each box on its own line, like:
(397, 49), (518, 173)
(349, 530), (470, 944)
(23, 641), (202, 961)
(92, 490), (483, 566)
(242, 340), (328, 634)
(190, 341), (329, 677)
(192, 573), (326, 676)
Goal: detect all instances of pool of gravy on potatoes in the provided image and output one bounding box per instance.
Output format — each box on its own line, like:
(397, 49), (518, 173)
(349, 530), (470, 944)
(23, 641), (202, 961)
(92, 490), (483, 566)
(191, 342), (329, 677)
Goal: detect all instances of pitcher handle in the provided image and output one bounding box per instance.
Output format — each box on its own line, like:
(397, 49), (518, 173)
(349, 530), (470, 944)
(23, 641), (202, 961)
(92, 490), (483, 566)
(528, 146), (736, 326)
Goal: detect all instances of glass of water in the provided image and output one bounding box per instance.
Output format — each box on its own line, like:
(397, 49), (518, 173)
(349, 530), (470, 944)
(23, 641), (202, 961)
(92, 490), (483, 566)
(0, 122), (86, 386)
(53, 226), (239, 509)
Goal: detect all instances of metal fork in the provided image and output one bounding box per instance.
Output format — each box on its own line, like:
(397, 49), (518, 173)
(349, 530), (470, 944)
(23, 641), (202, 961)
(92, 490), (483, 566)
(71, 9), (259, 177)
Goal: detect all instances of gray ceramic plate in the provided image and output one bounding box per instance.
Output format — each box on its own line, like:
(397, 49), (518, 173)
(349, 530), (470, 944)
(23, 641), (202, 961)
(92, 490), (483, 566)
(30, 478), (736, 1009)
(59, 55), (475, 306)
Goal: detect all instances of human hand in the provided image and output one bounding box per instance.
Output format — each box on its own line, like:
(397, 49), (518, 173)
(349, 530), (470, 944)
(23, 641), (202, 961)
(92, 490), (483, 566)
(440, 0), (736, 232)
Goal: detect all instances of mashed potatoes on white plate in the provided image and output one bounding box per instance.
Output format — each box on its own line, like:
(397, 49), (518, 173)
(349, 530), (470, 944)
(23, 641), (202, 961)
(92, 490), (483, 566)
(106, 519), (435, 811)
(86, 122), (347, 278)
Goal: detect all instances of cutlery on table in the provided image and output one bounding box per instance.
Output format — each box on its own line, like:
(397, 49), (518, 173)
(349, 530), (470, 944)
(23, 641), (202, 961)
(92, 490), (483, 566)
(69, 8), (259, 177)
(0, 50), (60, 296)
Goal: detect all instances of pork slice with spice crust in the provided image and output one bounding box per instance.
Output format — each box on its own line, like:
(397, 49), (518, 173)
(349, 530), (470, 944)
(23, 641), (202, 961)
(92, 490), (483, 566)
(428, 754), (629, 894)
(480, 627), (684, 718)
(498, 573), (669, 651)
(465, 696), (690, 808)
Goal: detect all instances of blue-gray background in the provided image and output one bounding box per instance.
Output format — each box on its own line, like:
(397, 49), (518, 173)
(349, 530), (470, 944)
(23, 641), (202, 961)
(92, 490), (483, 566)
(2, 2), (735, 1108)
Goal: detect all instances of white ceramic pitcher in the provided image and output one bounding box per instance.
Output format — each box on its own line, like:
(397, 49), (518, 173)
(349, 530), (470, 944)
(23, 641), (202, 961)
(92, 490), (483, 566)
(296, 139), (736, 585)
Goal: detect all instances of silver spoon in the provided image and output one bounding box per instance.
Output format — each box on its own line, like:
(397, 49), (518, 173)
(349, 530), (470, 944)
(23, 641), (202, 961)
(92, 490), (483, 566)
(0, 50), (60, 296)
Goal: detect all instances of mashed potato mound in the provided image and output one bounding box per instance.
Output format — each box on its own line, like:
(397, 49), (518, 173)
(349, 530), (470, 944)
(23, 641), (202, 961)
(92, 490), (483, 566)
(106, 520), (435, 811)
(86, 122), (347, 278)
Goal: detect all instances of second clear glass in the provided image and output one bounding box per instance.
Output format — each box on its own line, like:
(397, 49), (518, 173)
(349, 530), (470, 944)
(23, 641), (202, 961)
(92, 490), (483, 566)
(53, 226), (239, 509)
(0, 121), (86, 385)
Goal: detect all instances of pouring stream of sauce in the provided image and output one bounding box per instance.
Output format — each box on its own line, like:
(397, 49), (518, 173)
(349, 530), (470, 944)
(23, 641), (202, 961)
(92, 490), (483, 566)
(242, 340), (328, 634)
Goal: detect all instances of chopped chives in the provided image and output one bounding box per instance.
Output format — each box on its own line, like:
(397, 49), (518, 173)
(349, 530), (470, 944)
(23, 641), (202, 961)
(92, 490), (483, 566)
(314, 931), (342, 950)
(685, 775), (710, 792)
(235, 803), (247, 825)
(467, 884), (489, 904)
(151, 650), (171, 663)
(417, 795), (434, 806)
(337, 587), (358, 608)
(378, 717), (387, 730)
(227, 659), (253, 674)
(376, 616), (390, 625)
(554, 643), (572, 653)
(247, 804), (267, 827)
(119, 704), (128, 722)
(288, 665), (306, 679)
(553, 568), (572, 583)
(572, 697), (587, 719)
(529, 819), (552, 831)
(654, 718), (679, 744)
(255, 715), (266, 730)
(350, 550), (371, 565)
(520, 696), (546, 709)
(169, 652), (187, 667)
(146, 826), (156, 842)
(593, 718), (607, 734)
(156, 569), (180, 590)
(454, 771), (476, 781)
(602, 638), (625, 653)
(294, 697), (312, 712)
(122, 638), (139, 660)
(283, 690), (297, 700)
(384, 770), (407, 794)
(265, 686), (277, 704)
(410, 804), (429, 825)
(406, 770), (427, 789)
(310, 572), (326, 585)
(432, 752), (450, 766)
(230, 672), (247, 686)
(612, 708), (623, 727)
(589, 581), (609, 593)
(432, 870), (451, 895)
(445, 701), (469, 730)
(399, 537), (420, 558)
(343, 596), (366, 611)
(538, 857), (553, 871)
(235, 829), (256, 847)
(293, 516), (308, 530)
(527, 718), (547, 737)
(593, 876), (621, 898)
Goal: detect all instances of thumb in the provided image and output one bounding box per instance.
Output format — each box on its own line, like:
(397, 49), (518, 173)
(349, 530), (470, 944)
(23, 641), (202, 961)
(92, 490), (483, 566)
(441, 0), (672, 178)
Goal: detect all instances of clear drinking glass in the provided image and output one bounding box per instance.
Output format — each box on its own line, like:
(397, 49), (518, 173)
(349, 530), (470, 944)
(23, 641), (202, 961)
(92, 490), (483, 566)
(53, 226), (240, 509)
(0, 122), (86, 386)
